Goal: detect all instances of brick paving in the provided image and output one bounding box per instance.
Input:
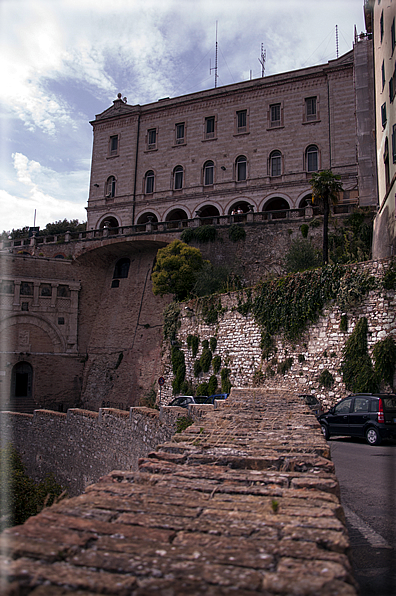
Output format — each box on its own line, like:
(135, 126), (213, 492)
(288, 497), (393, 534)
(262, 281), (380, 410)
(1, 389), (358, 595)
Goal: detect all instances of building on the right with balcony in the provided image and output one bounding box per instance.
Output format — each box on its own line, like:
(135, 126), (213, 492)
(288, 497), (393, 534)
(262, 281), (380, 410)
(370, 0), (396, 258)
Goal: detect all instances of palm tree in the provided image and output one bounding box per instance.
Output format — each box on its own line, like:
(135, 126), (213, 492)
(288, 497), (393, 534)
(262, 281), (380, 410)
(310, 170), (343, 265)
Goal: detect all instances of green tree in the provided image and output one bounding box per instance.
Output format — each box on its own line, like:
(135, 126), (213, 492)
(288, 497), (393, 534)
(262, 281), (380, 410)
(310, 170), (343, 265)
(152, 240), (208, 301)
(284, 238), (322, 273)
(341, 317), (378, 393)
(42, 219), (86, 235)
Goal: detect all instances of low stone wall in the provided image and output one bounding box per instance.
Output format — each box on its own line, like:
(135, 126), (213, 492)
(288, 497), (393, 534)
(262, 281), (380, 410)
(161, 259), (396, 410)
(1, 388), (358, 595)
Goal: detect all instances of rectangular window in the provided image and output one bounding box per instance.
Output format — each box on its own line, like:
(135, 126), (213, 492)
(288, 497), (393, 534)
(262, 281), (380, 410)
(380, 11), (384, 43)
(392, 124), (396, 163)
(110, 135), (118, 155)
(175, 123), (185, 144)
(204, 163), (214, 185)
(381, 102), (387, 128)
(305, 97), (317, 121)
(205, 116), (215, 139)
(382, 61), (386, 90)
(236, 110), (247, 133)
(270, 104), (281, 127)
(271, 156), (282, 177)
(147, 128), (157, 149)
(392, 17), (396, 55)
(390, 77), (394, 103)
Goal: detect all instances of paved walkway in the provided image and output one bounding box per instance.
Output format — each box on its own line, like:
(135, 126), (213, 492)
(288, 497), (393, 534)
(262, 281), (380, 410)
(1, 389), (358, 595)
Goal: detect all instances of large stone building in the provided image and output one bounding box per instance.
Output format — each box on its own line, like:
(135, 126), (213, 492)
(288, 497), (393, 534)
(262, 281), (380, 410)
(370, 0), (396, 257)
(87, 38), (377, 232)
(0, 34), (377, 413)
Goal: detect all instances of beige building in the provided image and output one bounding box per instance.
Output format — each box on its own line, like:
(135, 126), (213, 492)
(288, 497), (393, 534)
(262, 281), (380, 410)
(370, 0), (396, 258)
(87, 39), (377, 232)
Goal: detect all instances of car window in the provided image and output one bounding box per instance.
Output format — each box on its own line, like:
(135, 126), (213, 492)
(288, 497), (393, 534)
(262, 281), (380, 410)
(334, 398), (352, 414)
(304, 396), (319, 406)
(353, 397), (369, 412)
(383, 397), (396, 411)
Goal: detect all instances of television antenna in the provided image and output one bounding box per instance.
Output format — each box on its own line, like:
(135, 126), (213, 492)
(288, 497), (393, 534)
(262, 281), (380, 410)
(258, 43), (266, 77)
(210, 21), (219, 88)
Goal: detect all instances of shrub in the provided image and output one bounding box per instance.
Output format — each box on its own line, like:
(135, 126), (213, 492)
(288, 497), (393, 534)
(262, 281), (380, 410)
(209, 337), (217, 352)
(194, 360), (202, 377)
(200, 348), (212, 373)
(181, 225), (217, 244)
(196, 382), (209, 396)
(300, 224), (309, 238)
(187, 334), (200, 358)
(277, 358), (293, 375)
(341, 317), (378, 392)
(221, 368), (232, 393)
(284, 238), (321, 273)
(228, 224), (246, 242)
(318, 369), (334, 388)
(372, 336), (396, 389)
(212, 355), (221, 374)
(171, 346), (186, 394)
(208, 375), (218, 395)
(340, 314), (348, 332)
(176, 416), (194, 433)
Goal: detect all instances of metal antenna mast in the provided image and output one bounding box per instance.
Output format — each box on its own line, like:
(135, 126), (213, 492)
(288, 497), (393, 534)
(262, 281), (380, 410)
(210, 21), (219, 88)
(336, 25), (339, 58)
(258, 43), (266, 77)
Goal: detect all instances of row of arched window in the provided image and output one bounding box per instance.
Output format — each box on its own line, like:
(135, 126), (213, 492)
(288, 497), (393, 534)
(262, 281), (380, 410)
(104, 145), (319, 198)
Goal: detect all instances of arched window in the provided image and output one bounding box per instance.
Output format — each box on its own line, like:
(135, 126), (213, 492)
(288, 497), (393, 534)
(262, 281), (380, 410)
(105, 176), (116, 198)
(203, 161), (214, 185)
(306, 145), (319, 172)
(145, 170), (154, 194)
(173, 166), (183, 190)
(113, 258), (130, 279)
(236, 155), (247, 181)
(270, 151), (282, 177)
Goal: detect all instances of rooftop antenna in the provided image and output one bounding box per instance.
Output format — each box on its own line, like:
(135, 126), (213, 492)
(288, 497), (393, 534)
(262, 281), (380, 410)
(336, 25), (339, 58)
(210, 21), (219, 88)
(258, 43), (266, 77)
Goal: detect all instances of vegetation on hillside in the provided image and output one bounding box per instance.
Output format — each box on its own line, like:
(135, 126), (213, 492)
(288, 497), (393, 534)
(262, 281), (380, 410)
(1, 219), (86, 240)
(0, 444), (66, 530)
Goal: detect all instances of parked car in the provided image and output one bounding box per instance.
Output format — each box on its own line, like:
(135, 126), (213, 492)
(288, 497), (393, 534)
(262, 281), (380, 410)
(298, 394), (324, 417)
(168, 396), (195, 408)
(194, 396), (209, 404)
(318, 393), (396, 445)
(205, 393), (229, 404)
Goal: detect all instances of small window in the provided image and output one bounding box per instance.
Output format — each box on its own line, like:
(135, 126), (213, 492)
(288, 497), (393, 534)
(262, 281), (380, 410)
(270, 104), (281, 127)
(58, 317), (65, 325)
(109, 135), (118, 155)
(381, 102), (387, 128)
(384, 136), (390, 188)
(382, 60), (386, 91)
(306, 145), (319, 172)
(20, 282), (33, 296)
(111, 279), (120, 288)
(392, 18), (396, 55)
(57, 285), (70, 298)
(40, 284), (51, 296)
(236, 110), (247, 133)
(389, 77), (394, 103)
(21, 302), (29, 311)
(106, 176), (116, 198)
(175, 123), (185, 144)
(305, 97), (317, 121)
(147, 128), (157, 149)
(392, 124), (396, 163)
(1, 281), (14, 294)
(380, 10), (384, 42)
(205, 116), (215, 139)
(236, 155), (247, 181)
(204, 160), (214, 185)
(113, 258), (130, 279)
(174, 166), (183, 190)
(270, 150), (282, 177)
(145, 170), (154, 194)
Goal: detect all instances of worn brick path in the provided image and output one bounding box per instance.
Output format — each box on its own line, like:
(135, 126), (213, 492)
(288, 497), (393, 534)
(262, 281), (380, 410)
(1, 389), (357, 595)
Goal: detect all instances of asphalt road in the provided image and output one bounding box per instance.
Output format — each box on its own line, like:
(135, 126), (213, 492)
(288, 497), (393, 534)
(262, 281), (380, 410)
(330, 437), (396, 596)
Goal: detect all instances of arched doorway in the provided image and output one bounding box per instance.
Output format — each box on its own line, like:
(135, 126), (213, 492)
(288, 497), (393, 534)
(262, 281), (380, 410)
(165, 209), (188, 229)
(99, 217), (119, 235)
(136, 212), (158, 231)
(196, 205), (220, 223)
(10, 362), (34, 413)
(228, 201), (252, 222)
(263, 197), (290, 219)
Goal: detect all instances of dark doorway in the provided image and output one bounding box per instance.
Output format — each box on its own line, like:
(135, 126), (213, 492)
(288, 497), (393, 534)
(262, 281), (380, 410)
(10, 362), (34, 413)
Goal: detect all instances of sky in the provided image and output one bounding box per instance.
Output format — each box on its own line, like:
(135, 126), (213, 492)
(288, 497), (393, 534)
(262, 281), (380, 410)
(0, 0), (367, 233)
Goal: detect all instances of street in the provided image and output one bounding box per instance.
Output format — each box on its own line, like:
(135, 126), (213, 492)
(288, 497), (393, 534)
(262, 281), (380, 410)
(330, 437), (396, 596)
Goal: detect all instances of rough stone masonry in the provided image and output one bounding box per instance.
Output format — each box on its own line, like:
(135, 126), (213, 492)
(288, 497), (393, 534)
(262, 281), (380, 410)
(1, 388), (357, 595)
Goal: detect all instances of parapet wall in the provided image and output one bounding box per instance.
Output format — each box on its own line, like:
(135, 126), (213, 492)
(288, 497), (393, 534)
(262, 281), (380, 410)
(0, 405), (207, 496)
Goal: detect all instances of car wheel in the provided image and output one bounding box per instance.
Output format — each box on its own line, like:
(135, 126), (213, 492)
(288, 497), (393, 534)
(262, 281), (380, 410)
(321, 424), (330, 441)
(365, 427), (382, 446)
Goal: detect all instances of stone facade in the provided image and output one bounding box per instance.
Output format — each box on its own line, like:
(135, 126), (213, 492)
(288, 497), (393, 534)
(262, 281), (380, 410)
(87, 38), (376, 232)
(370, 0), (396, 258)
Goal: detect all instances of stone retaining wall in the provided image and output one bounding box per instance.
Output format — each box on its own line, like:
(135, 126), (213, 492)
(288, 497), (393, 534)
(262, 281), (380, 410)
(161, 259), (396, 410)
(1, 388), (358, 595)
